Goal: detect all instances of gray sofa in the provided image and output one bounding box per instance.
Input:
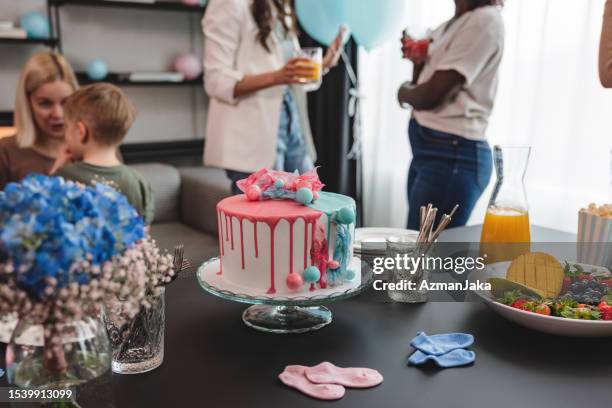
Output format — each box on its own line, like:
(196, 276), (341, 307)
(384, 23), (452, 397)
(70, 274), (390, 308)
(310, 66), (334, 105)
(130, 163), (231, 270)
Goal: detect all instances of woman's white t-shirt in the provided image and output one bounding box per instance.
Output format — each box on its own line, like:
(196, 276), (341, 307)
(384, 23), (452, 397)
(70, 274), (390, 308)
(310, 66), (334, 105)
(413, 6), (505, 141)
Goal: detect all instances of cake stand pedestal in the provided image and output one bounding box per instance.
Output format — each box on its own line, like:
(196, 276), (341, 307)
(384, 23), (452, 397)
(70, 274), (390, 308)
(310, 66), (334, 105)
(197, 257), (372, 334)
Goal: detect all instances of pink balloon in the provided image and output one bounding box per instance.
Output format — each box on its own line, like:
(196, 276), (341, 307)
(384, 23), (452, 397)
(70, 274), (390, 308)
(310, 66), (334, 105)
(174, 53), (202, 80)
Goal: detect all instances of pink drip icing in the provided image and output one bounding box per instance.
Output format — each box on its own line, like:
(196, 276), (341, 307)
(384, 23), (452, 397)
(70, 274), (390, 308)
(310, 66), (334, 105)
(303, 220), (309, 270)
(267, 222), (277, 294)
(225, 214), (229, 242)
(289, 221), (295, 275)
(229, 217), (234, 250)
(217, 212), (224, 256)
(253, 222), (259, 258)
(239, 218), (245, 270)
(217, 211), (223, 275)
(311, 221), (316, 262)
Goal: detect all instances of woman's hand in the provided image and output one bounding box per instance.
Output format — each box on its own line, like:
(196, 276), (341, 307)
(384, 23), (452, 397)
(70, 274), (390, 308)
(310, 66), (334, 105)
(401, 33), (429, 66)
(323, 26), (347, 70)
(234, 58), (316, 98)
(273, 58), (318, 85)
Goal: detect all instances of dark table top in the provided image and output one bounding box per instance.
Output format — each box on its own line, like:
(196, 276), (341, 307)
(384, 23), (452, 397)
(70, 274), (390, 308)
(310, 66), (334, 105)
(5, 225), (612, 407)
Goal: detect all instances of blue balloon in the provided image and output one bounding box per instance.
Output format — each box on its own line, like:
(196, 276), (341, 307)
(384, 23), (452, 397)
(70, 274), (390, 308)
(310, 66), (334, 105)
(295, 0), (350, 46)
(86, 60), (108, 81)
(343, 0), (408, 50)
(20, 12), (50, 40)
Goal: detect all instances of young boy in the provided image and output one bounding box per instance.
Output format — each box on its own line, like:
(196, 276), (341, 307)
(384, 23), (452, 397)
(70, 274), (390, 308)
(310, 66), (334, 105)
(53, 83), (155, 224)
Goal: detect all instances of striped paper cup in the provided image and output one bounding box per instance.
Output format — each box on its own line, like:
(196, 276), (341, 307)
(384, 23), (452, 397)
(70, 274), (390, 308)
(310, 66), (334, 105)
(577, 209), (612, 268)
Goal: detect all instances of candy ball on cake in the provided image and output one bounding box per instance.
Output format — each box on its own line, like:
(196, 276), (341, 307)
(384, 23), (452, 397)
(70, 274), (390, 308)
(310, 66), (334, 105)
(336, 207), (355, 224)
(303, 266), (321, 283)
(343, 269), (357, 281)
(286, 273), (304, 291)
(296, 187), (314, 205)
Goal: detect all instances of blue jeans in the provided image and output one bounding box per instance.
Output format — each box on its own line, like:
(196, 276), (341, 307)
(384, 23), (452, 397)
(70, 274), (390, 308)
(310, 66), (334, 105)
(227, 89), (313, 194)
(407, 118), (492, 229)
(276, 89), (313, 174)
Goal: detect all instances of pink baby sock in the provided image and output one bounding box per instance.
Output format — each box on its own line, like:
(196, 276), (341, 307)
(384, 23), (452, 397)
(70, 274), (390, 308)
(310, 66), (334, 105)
(304, 362), (383, 388)
(279, 365), (345, 400)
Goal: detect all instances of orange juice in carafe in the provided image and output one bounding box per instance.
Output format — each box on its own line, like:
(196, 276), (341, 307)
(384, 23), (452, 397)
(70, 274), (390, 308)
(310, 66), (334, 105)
(480, 146), (532, 263)
(481, 207), (530, 243)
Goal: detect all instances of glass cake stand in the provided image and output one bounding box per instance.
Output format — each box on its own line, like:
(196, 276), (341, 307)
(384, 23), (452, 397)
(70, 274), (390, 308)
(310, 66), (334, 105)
(197, 257), (373, 334)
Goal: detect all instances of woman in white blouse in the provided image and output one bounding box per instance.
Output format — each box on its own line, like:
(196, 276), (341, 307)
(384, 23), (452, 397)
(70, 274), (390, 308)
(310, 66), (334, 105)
(398, 0), (504, 229)
(202, 0), (343, 193)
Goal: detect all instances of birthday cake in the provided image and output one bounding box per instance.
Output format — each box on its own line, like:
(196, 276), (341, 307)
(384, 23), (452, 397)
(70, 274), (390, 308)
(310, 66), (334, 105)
(215, 169), (359, 296)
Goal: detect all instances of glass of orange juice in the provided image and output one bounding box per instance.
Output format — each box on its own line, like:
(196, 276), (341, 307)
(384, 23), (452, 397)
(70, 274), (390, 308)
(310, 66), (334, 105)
(295, 47), (322, 92)
(480, 145), (532, 263)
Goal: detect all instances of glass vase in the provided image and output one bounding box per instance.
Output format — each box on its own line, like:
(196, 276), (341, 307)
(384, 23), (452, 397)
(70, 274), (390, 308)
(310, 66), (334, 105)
(105, 289), (165, 374)
(6, 315), (113, 407)
(480, 145), (532, 263)
(386, 237), (431, 303)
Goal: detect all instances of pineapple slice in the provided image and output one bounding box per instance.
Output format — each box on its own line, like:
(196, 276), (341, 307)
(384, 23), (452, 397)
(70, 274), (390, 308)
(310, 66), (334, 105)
(506, 252), (564, 298)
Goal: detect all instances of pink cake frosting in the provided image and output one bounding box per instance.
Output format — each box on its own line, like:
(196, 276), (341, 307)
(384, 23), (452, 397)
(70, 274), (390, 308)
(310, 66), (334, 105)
(215, 170), (358, 296)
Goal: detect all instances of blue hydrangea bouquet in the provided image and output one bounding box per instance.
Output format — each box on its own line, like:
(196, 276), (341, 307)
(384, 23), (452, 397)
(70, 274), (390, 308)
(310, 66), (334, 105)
(0, 175), (176, 375)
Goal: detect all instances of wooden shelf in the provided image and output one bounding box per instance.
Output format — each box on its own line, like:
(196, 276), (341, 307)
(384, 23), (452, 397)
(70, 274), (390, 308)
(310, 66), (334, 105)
(0, 111), (14, 127)
(120, 139), (203, 164)
(76, 72), (203, 86)
(0, 37), (59, 46)
(50, 0), (206, 13)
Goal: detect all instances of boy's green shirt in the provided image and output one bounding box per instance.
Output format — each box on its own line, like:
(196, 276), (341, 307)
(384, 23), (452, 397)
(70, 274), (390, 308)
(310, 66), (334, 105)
(57, 162), (155, 224)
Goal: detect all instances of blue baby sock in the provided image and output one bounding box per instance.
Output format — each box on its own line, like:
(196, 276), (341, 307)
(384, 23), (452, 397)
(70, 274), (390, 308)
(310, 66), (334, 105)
(408, 349), (475, 368)
(410, 331), (474, 356)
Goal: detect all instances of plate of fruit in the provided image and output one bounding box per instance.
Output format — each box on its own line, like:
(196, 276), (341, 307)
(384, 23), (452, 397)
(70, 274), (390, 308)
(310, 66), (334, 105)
(471, 252), (612, 337)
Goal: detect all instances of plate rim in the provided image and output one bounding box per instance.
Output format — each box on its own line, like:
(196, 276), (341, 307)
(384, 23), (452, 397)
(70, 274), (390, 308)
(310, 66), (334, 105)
(472, 261), (612, 325)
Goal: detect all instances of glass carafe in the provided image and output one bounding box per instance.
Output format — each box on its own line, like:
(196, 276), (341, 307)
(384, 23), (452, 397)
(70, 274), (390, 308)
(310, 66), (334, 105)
(480, 145), (531, 262)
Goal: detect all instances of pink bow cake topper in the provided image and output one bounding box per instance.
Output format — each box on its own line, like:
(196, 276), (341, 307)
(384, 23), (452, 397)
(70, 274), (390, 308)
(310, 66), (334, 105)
(237, 168), (325, 205)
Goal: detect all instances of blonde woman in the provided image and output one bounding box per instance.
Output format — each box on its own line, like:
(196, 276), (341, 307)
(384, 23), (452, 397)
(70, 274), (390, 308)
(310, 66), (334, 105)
(0, 52), (78, 189)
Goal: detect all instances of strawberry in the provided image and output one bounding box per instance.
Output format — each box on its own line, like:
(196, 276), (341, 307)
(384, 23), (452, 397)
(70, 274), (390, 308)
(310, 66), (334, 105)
(535, 304), (551, 316)
(511, 299), (528, 309)
(598, 300), (612, 312)
(577, 274), (594, 282)
(602, 309), (612, 321)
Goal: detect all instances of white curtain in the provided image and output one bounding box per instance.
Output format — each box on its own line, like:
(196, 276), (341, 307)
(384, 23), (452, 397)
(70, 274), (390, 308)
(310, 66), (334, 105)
(359, 0), (612, 233)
